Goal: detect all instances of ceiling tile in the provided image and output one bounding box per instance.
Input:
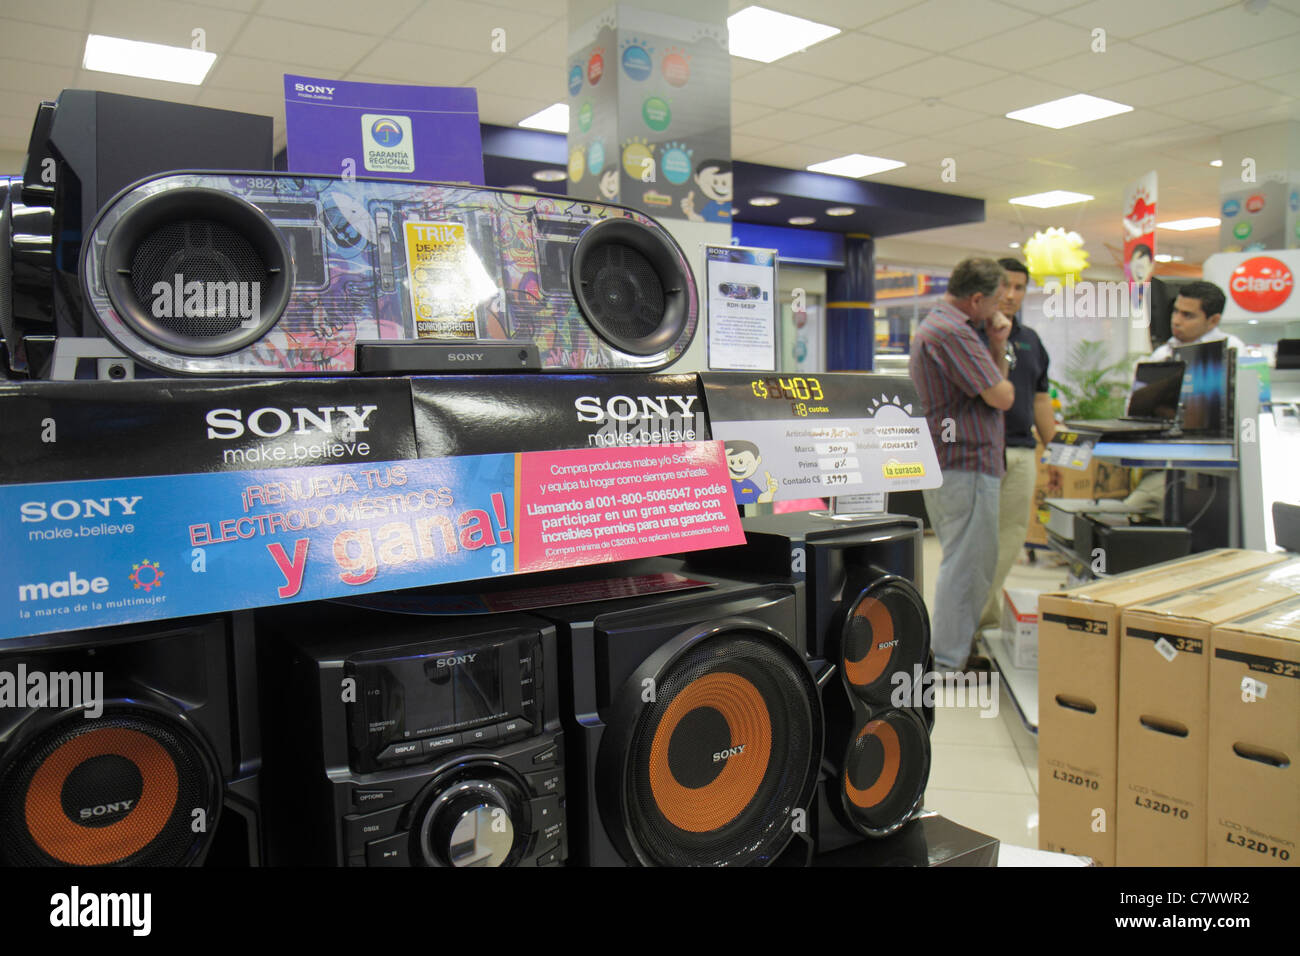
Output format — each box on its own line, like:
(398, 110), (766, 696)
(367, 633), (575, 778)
(729, 100), (774, 125)
(1210, 34), (1300, 82)
(939, 74), (1078, 116)
(0, 0), (90, 30)
(1134, 3), (1300, 61)
(730, 65), (844, 109)
(1256, 70), (1300, 96)
(1053, 0), (1235, 39)
(468, 56), (566, 100)
(761, 141), (849, 169)
(878, 136), (952, 164)
(985, 17), (1096, 70)
(511, 21), (568, 67)
(481, 0), (566, 15)
(351, 39), (499, 86)
(473, 89), (555, 127)
(941, 116), (1042, 146)
(0, 19), (86, 67)
(1023, 40), (1181, 91)
(1218, 102), (1300, 131)
(737, 0), (918, 30)
(777, 31), (929, 84)
(794, 85), (919, 123)
(192, 86), (283, 121)
(997, 0), (1092, 12)
(71, 68), (202, 104)
(867, 0), (1036, 52)
(232, 17), (378, 71)
(1071, 107), (1190, 143)
(90, 0), (251, 51)
(731, 133), (786, 161)
(254, 0), (422, 35)
(867, 56), (1007, 99)
(799, 122), (912, 153)
(869, 101), (988, 136)
(0, 89), (50, 124)
(1091, 65), (1235, 107)
(733, 109), (843, 141)
(1160, 84), (1294, 122)
(399, 1), (555, 57)
(0, 62), (80, 98)
(205, 55), (321, 94)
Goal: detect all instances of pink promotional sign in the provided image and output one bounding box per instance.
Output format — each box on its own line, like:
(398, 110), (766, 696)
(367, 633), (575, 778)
(515, 441), (743, 572)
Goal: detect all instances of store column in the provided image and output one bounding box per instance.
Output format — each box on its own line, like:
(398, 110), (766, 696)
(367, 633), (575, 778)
(566, 0), (731, 371)
(1216, 121), (1300, 251)
(826, 234), (874, 370)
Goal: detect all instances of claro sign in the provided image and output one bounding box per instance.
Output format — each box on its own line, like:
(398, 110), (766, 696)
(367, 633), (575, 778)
(1230, 256), (1294, 313)
(1205, 250), (1300, 320)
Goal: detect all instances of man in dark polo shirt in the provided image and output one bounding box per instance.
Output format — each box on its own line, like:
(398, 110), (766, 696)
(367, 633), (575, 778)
(909, 257), (1013, 671)
(978, 258), (1055, 632)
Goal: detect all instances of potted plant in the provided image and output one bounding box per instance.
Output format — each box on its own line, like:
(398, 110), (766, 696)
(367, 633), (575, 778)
(1050, 341), (1138, 420)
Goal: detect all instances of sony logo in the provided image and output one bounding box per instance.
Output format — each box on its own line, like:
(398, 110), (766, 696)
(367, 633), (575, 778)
(21, 496), (142, 524)
(574, 394), (700, 423)
(205, 405), (378, 440)
(80, 799), (135, 820)
(294, 83), (335, 95)
(435, 654), (477, 668)
(713, 744), (745, 763)
(447, 353), (484, 362)
(877, 640), (900, 650)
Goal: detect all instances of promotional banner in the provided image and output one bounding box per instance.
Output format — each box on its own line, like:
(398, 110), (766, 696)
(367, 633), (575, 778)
(1123, 171), (1157, 286)
(0, 443), (742, 640)
(705, 245), (777, 371)
(702, 372), (943, 506)
(284, 75), (483, 185)
(1219, 182), (1291, 252)
(1203, 249), (1299, 322)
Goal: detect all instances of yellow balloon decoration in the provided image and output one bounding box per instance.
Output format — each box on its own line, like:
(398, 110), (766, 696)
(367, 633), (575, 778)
(1023, 227), (1090, 285)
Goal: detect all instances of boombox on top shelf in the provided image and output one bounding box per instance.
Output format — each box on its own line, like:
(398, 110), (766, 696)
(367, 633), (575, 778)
(2, 91), (701, 380)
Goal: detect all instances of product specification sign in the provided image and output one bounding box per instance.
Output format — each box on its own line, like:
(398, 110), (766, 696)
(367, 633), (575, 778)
(701, 372), (942, 506)
(1043, 430), (1096, 470)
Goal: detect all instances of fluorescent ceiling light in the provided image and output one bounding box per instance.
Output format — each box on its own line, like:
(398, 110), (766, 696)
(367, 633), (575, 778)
(1009, 242), (1021, 249)
(519, 103), (569, 133)
(807, 153), (905, 178)
(788, 216), (816, 225)
(1154, 253), (1185, 263)
(748, 196), (780, 206)
(1006, 93), (1132, 129)
(83, 33), (216, 85)
(1008, 190), (1094, 208)
(531, 169), (567, 183)
(1158, 217), (1220, 231)
(1210, 159), (1223, 167)
(825, 206), (855, 216)
(728, 6), (840, 63)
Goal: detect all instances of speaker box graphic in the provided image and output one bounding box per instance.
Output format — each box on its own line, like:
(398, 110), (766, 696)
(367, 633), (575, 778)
(53, 172), (698, 379)
(255, 603), (567, 867)
(535, 569), (823, 867)
(687, 513), (933, 853)
(0, 614), (262, 867)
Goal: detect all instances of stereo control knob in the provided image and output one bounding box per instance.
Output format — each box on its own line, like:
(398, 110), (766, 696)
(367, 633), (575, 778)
(420, 781), (517, 867)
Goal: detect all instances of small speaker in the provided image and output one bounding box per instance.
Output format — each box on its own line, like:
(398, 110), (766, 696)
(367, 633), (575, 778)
(0, 614), (261, 867)
(688, 512), (933, 852)
(536, 567), (822, 866)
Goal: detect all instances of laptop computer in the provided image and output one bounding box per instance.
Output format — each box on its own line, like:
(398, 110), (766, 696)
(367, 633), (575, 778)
(1066, 360), (1186, 436)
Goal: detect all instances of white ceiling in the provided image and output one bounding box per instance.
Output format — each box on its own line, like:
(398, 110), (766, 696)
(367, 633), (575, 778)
(1, 0), (1298, 268)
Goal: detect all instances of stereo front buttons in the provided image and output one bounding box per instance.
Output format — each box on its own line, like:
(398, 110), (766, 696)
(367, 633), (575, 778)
(365, 832), (410, 867)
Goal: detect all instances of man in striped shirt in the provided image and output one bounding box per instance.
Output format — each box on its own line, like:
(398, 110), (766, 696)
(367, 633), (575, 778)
(909, 257), (1014, 671)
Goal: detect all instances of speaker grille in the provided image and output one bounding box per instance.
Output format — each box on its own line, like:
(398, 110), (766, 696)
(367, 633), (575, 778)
(620, 631), (818, 867)
(0, 708), (220, 867)
(129, 219), (268, 338)
(841, 578), (930, 707)
(578, 242), (665, 343)
(840, 709), (929, 836)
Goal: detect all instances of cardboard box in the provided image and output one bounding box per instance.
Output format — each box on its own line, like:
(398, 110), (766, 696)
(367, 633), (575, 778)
(1028, 444), (1130, 547)
(1001, 587), (1039, 669)
(1207, 598), (1300, 867)
(1116, 560), (1300, 866)
(1037, 548), (1287, 866)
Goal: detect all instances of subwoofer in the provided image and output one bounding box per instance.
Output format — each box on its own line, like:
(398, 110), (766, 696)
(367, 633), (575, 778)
(0, 614), (262, 867)
(687, 512), (933, 853)
(256, 603), (567, 867)
(536, 568), (822, 866)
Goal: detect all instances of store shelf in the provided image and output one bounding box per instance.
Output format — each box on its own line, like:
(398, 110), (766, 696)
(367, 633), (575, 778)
(1091, 438), (1237, 471)
(981, 626), (1037, 734)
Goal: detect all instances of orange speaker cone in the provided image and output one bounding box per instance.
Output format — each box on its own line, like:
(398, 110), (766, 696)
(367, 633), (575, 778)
(843, 596), (895, 689)
(24, 727), (179, 866)
(648, 672), (772, 833)
(844, 719), (901, 810)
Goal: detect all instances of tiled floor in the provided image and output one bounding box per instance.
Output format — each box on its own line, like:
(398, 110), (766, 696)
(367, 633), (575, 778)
(919, 533), (1068, 852)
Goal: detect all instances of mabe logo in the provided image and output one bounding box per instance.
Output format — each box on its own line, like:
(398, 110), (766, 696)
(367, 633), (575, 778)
(1230, 256), (1293, 313)
(150, 274), (259, 326)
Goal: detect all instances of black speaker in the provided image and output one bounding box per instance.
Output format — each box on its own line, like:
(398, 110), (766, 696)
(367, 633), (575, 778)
(256, 603), (567, 867)
(535, 567), (822, 866)
(0, 614), (261, 867)
(687, 512), (933, 853)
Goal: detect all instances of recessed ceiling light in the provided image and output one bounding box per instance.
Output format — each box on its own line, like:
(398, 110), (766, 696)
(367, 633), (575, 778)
(1006, 93), (1132, 129)
(1248, 319), (1259, 325)
(728, 6), (840, 63)
(1210, 159), (1223, 167)
(1158, 217), (1220, 231)
(825, 206), (855, 216)
(531, 169), (567, 183)
(749, 196), (780, 206)
(788, 216), (816, 225)
(807, 153), (905, 178)
(1009, 242), (1021, 249)
(518, 103), (569, 133)
(83, 33), (216, 85)
(1008, 190), (1094, 208)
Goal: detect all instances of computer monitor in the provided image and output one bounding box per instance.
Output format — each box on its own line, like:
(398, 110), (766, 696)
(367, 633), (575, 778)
(1174, 339), (1230, 435)
(1127, 361), (1185, 421)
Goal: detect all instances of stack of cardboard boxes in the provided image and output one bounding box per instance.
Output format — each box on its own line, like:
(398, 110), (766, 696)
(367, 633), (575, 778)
(1037, 549), (1299, 866)
(1026, 444), (1131, 548)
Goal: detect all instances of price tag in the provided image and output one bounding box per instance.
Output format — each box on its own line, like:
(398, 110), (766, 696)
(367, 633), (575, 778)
(1044, 431), (1096, 470)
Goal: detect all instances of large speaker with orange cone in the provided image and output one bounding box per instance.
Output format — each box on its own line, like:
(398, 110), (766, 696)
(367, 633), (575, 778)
(538, 567), (822, 867)
(687, 512), (933, 854)
(0, 614), (261, 867)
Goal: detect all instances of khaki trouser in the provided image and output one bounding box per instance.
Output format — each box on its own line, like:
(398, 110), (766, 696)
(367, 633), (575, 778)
(978, 446), (1039, 632)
